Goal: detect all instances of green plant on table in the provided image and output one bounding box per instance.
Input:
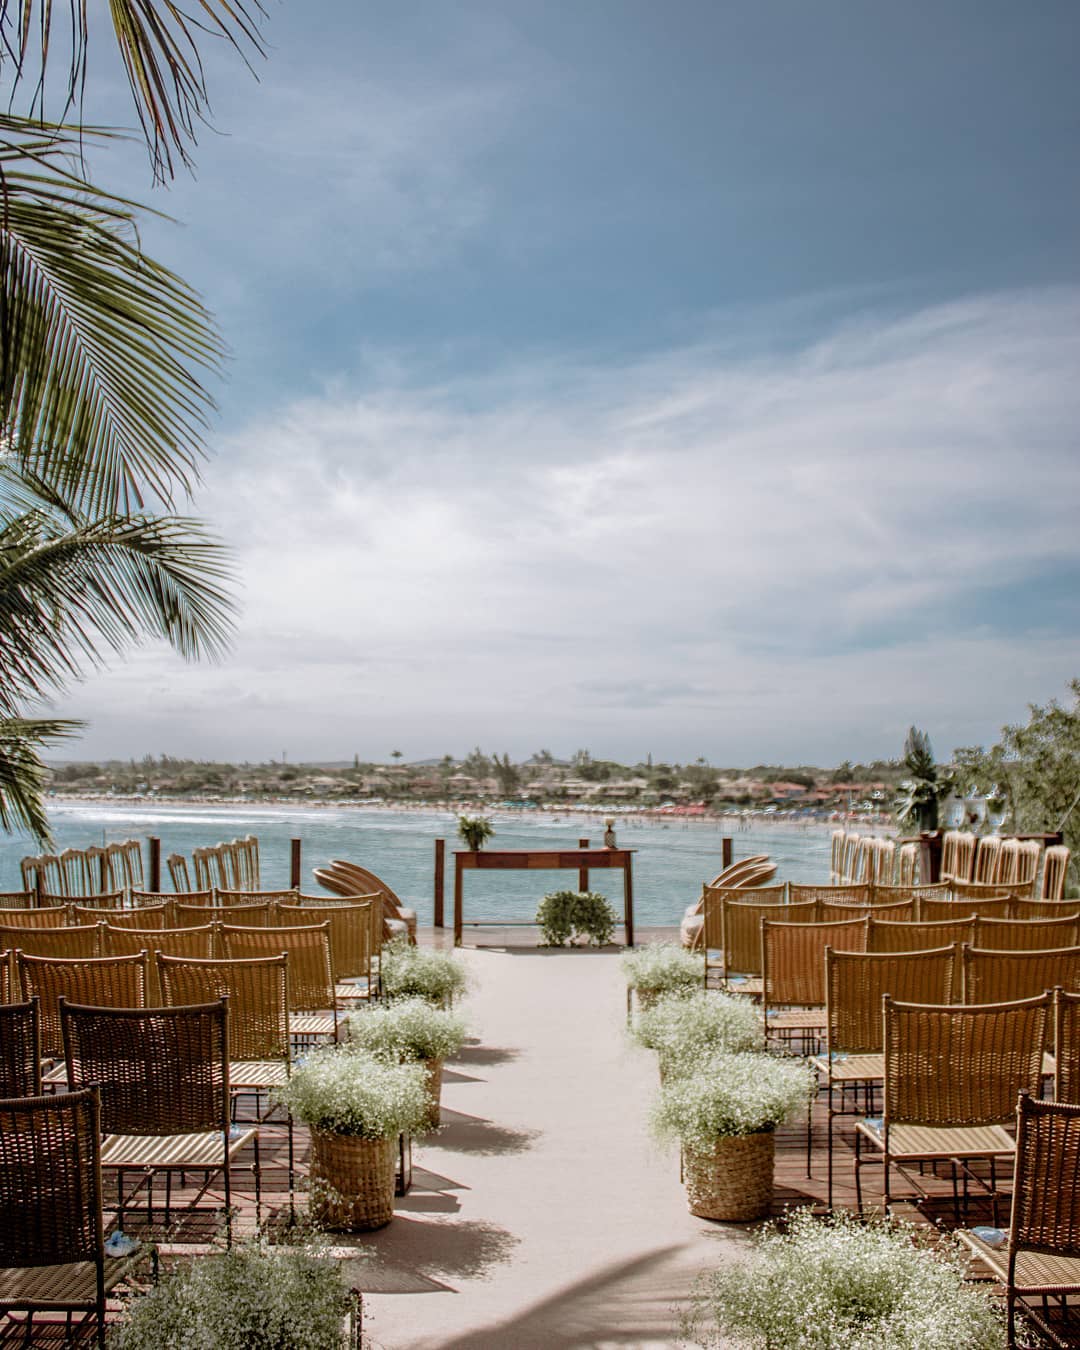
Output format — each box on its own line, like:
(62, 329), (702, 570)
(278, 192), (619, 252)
(632, 989), (764, 1076)
(621, 942), (703, 999)
(536, 889), (616, 946)
(379, 937), (470, 1005)
(108, 1239), (356, 1350)
(650, 1051), (811, 1153)
(345, 996), (468, 1063)
(457, 815), (494, 850)
(271, 1045), (427, 1139)
(680, 1207), (1007, 1349)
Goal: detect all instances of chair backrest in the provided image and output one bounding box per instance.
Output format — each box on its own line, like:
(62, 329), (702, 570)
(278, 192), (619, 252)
(896, 842), (919, 887)
(867, 916), (977, 953)
(948, 879), (1013, 904)
(0, 904), (68, 929)
(872, 883), (950, 909)
(788, 883), (870, 907)
(158, 954), (289, 1063)
(174, 901), (273, 928)
(61, 998), (229, 1137)
(17, 951), (150, 1058)
(972, 836), (1003, 885)
(0, 891), (40, 909)
(830, 831), (845, 881)
(1011, 898), (1080, 922)
(279, 899), (375, 984)
(825, 945), (960, 1055)
(1010, 1093), (1080, 1256)
(883, 992), (1050, 1127)
(0, 951), (13, 1004)
(762, 916), (867, 1011)
(0, 997), (42, 1095)
(167, 853), (193, 892)
(920, 895), (1012, 923)
(998, 839), (1039, 896)
(0, 1086), (105, 1271)
(216, 888), (299, 906)
(961, 945), (1080, 1005)
(870, 839), (896, 885)
(327, 860), (409, 915)
(102, 924), (217, 1002)
(219, 922), (333, 1013)
(1054, 989), (1080, 1105)
(72, 901), (172, 929)
(42, 890), (125, 911)
(708, 855), (770, 888)
(974, 914), (1080, 951)
(819, 899), (915, 923)
(1042, 846), (1072, 901)
(941, 831), (976, 883)
(701, 883), (790, 959)
(138, 888), (212, 908)
(0, 923), (102, 961)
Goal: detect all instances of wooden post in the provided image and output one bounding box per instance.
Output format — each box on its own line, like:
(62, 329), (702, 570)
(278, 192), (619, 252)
(434, 838), (445, 928)
(623, 853), (634, 948)
(453, 856), (463, 946)
(578, 838), (589, 891)
(919, 831), (943, 884)
(722, 836), (733, 870)
(290, 838), (302, 890)
(148, 837), (161, 893)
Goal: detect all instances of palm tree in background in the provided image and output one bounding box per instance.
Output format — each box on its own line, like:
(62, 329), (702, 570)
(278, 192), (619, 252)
(0, 4), (269, 838)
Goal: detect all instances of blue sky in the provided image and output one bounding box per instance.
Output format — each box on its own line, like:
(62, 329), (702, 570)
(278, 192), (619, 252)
(56, 0), (1080, 765)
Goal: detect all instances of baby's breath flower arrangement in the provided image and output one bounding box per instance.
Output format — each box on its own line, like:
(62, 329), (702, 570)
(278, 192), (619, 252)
(380, 937), (469, 1006)
(108, 1239), (356, 1350)
(272, 1045), (427, 1139)
(650, 1052), (812, 1153)
(346, 997), (468, 1064)
(621, 943), (703, 1005)
(632, 989), (764, 1077)
(681, 1208), (1007, 1349)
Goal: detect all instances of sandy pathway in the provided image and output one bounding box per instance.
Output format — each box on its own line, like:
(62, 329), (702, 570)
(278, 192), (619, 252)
(352, 948), (745, 1349)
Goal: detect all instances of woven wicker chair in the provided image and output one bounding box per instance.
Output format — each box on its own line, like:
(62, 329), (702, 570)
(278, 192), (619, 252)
(0, 891), (40, 908)
(1042, 846), (1072, 901)
(819, 899), (915, 923)
(701, 886), (804, 991)
(1054, 988), (1080, 1105)
(0, 1085), (144, 1348)
(871, 882), (950, 911)
(867, 916), (977, 953)
(975, 915), (1080, 952)
(174, 900), (274, 928)
(316, 860), (417, 942)
(941, 831), (977, 884)
(854, 992), (1051, 1220)
(220, 922), (338, 1044)
(136, 888), (212, 908)
(830, 831), (845, 882)
(279, 898), (377, 1003)
(760, 916), (867, 1052)
(0, 904), (69, 929)
(1, 923), (103, 961)
(0, 951), (13, 1004)
(42, 891), (126, 911)
(949, 879), (1014, 905)
(166, 854), (193, 892)
(216, 888), (299, 906)
(962, 945), (1080, 1006)
(1013, 898), (1080, 922)
(0, 997), (41, 1095)
(959, 1093), (1080, 1348)
(59, 997), (257, 1245)
(17, 951), (150, 1060)
(811, 944), (961, 1208)
(973, 836), (1004, 886)
(101, 924), (217, 1003)
(997, 839), (1040, 899)
(72, 902), (172, 929)
(789, 883), (870, 907)
(680, 862), (778, 948)
(896, 842), (919, 886)
(921, 895), (1012, 923)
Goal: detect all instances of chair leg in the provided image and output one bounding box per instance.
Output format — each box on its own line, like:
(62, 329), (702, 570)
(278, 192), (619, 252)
(853, 1129), (863, 1215)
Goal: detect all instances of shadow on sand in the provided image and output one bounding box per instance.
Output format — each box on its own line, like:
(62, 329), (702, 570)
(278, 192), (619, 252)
(349, 1215), (520, 1295)
(436, 1107), (540, 1156)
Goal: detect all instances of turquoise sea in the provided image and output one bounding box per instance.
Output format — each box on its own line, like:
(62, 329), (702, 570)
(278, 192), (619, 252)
(0, 802), (838, 928)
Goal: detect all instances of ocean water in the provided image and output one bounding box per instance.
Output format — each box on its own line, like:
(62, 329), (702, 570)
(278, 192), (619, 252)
(0, 802), (837, 928)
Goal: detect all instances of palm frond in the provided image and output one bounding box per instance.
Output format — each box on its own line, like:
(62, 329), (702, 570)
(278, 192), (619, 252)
(1, 0), (267, 181)
(0, 116), (224, 514)
(0, 714), (80, 842)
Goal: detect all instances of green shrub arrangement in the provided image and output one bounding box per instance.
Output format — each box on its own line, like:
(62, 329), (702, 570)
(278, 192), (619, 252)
(272, 1045), (427, 1139)
(346, 996), (468, 1063)
(680, 1208), (1006, 1349)
(379, 937), (469, 1005)
(621, 942), (703, 999)
(457, 815), (494, 850)
(536, 889), (616, 946)
(109, 1240), (356, 1349)
(650, 1051), (811, 1153)
(632, 990), (764, 1076)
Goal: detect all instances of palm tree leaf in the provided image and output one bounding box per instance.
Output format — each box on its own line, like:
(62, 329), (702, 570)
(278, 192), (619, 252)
(0, 116), (224, 514)
(0, 715), (80, 841)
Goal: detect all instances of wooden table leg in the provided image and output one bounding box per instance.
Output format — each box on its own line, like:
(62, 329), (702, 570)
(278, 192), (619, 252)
(453, 857), (463, 946)
(624, 855), (634, 948)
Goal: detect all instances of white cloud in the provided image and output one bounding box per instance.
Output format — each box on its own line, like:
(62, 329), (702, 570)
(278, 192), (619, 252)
(60, 286), (1080, 764)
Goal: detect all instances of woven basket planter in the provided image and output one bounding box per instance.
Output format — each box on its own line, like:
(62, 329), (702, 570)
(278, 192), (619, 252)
(421, 1058), (444, 1132)
(683, 1130), (775, 1221)
(309, 1129), (396, 1231)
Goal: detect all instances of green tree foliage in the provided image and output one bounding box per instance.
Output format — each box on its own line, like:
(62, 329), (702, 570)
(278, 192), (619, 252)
(491, 752), (520, 795)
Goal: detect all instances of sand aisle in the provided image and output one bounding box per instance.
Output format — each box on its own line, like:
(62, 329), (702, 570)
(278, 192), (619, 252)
(355, 948), (745, 1349)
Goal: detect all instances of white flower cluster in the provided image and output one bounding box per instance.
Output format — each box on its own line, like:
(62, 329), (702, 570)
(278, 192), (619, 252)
(682, 1208), (1006, 1349)
(345, 996), (468, 1063)
(621, 942), (704, 996)
(650, 1051), (812, 1152)
(272, 1045), (428, 1138)
(380, 938), (470, 1004)
(633, 989), (764, 1074)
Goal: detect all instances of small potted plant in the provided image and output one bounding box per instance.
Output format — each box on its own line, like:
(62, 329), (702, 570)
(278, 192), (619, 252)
(457, 815), (494, 851)
(273, 1046), (427, 1231)
(109, 1238), (359, 1348)
(632, 989), (764, 1079)
(650, 1051), (812, 1220)
(681, 1208), (1007, 1347)
(379, 936), (470, 1007)
(536, 889), (616, 946)
(346, 997), (468, 1131)
(621, 943), (704, 1011)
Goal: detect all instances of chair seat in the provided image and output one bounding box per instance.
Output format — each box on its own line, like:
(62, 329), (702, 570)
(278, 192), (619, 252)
(810, 1052), (885, 1083)
(101, 1127), (255, 1169)
(290, 1012), (336, 1037)
(856, 1118), (1015, 1159)
(41, 1061), (67, 1086)
(335, 979), (373, 1001)
(960, 1230), (1080, 1293)
(230, 1060), (289, 1089)
(723, 976), (762, 996)
(765, 1008), (826, 1030)
(0, 1255), (136, 1308)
